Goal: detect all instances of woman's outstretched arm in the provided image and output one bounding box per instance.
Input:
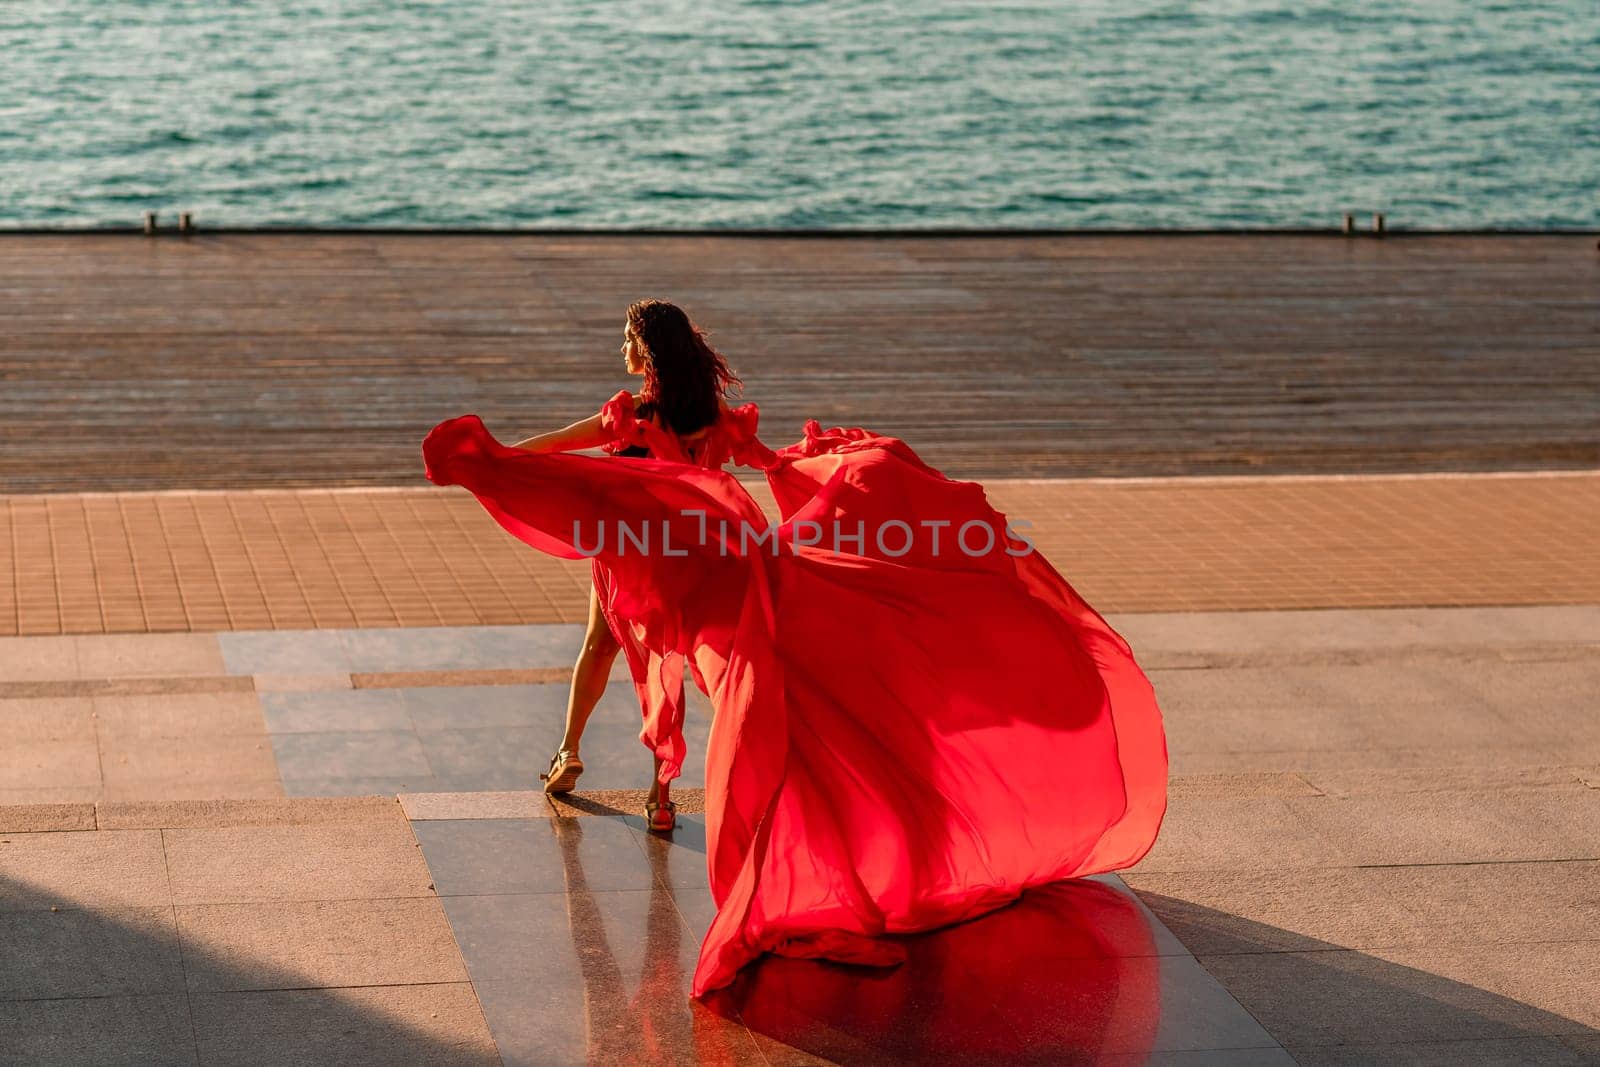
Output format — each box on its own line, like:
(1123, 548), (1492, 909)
(510, 413), (612, 453)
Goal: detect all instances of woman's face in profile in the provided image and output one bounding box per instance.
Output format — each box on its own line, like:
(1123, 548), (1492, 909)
(621, 321), (647, 376)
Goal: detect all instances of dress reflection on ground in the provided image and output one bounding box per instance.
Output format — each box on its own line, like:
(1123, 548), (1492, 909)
(550, 813), (1161, 1065)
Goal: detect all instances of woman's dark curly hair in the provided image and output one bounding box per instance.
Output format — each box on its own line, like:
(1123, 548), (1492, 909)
(628, 299), (743, 434)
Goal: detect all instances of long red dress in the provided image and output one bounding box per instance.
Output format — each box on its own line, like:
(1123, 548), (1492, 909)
(421, 391), (1168, 997)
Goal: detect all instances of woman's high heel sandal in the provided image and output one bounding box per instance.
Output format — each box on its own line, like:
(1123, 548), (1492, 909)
(645, 798), (677, 834)
(540, 749), (583, 795)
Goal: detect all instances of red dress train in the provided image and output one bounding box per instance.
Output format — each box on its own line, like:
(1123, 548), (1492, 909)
(421, 392), (1168, 997)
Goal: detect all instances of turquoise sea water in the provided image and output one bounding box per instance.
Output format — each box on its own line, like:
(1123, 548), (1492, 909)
(1, 1), (1595, 229)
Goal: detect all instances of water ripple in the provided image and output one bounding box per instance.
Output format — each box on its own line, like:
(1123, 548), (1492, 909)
(0, 0), (1594, 228)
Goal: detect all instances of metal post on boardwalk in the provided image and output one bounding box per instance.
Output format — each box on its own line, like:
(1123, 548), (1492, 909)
(142, 211), (158, 235)
(179, 212), (194, 235)
(1372, 212), (1386, 237)
(1341, 213), (1354, 236)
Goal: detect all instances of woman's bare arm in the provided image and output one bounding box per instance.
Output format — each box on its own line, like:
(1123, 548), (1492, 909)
(510, 413), (613, 453)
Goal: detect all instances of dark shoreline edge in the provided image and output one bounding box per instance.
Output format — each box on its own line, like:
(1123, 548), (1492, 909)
(0, 226), (1596, 238)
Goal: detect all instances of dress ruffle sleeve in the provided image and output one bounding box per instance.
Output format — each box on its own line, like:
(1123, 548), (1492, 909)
(723, 400), (780, 470)
(598, 389), (651, 455)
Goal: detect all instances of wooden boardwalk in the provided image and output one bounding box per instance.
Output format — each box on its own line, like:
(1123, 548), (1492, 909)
(0, 233), (1595, 493)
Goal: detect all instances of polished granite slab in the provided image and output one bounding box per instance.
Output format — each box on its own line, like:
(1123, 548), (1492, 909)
(263, 680), (713, 796)
(414, 812), (1286, 1066)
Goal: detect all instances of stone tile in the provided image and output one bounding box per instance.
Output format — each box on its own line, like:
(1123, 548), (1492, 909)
(548, 787), (706, 819)
(1167, 772), (1323, 800)
(91, 692), (267, 741)
(0, 994), (195, 1066)
(337, 624), (585, 673)
(0, 906), (184, 999)
(1115, 606), (1600, 657)
(1072, 954), (1277, 1055)
(162, 820), (434, 904)
(0, 802), (96, 832)
(1200, 943), (1596, 1048)
(556, 712), (712, 791)
(400, 790), (552, 821)
(1129, 797), (1349, 873)
(98, 735), (279, 790)
(1377, 941), (1600, 1031)
(1286, 787), (1600, 865)
(189, 983), (499, 1066)
(1169, 743), (1600, 776)
(270, 729), (430, 781)
(176, 897), (468, 992)
(259, 688), (409, 733)
(0, 829), (170, 910)
(280, 774), (443, 797)
(1301, 765), (1589, 797)
(1122, 869), (1434, 955)
(1105, 1052), (1298, 1067)
(0, 636), (79, 681)
(1154, 662), (1518, 754)
(0, 696), (95, 740)
(219, 630), (351, 675)
(450, 880), (762, 1067)
(75, 634), (224, 679)
(0, 739), (102, 789)
(474, 973), (763, 1067)
(252, 672), (354, 691)
(100, 779), (285, 804)
(401, 682), (582, 731)
(1289, 1036), (1598, 1066)
(630, 812), (709, 891)
(1084, 874), (1195, 958)
(415, 816), (652, 896)
(416, 727), (549, 791)
(0, 785), (102, 805)
(97, 795), (400, 829)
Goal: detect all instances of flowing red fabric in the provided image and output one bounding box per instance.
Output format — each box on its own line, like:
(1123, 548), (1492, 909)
(421, 392), (1168, 997)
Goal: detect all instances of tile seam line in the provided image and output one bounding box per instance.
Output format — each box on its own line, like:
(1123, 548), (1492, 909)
(3, 466), (1598, 502)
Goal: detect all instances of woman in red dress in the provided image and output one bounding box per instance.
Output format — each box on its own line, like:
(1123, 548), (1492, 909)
(504, 298), (746, 832)
(422, 300), (1168, 998)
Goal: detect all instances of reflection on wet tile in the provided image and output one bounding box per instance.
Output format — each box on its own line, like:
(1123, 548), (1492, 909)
(260, 690), (409, 733)
(726, 876), (1280, 1065)
(631, 814), (709, 893)
(992, 952), (1278, 1058)
(270, 731), (431, 782)
(446, 875), (760, 1066)
(415, 817), (653, 896)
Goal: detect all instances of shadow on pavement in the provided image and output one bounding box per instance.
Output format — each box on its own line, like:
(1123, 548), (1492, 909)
(0, 873), (496, 1066)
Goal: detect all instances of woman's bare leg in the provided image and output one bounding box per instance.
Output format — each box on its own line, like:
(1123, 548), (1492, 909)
(559, 583), (621, 755)
(646, 756), (671, 809)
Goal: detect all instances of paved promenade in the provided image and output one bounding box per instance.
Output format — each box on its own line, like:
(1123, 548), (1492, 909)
(1, 233), (1596, 1063)
(2, 470), (1597, 1063)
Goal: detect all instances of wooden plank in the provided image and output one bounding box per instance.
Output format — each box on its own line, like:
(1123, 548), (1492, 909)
(0, 233), (1594, 492)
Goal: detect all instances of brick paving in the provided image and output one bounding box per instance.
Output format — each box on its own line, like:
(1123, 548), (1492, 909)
(1, 471), (1595, 635)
